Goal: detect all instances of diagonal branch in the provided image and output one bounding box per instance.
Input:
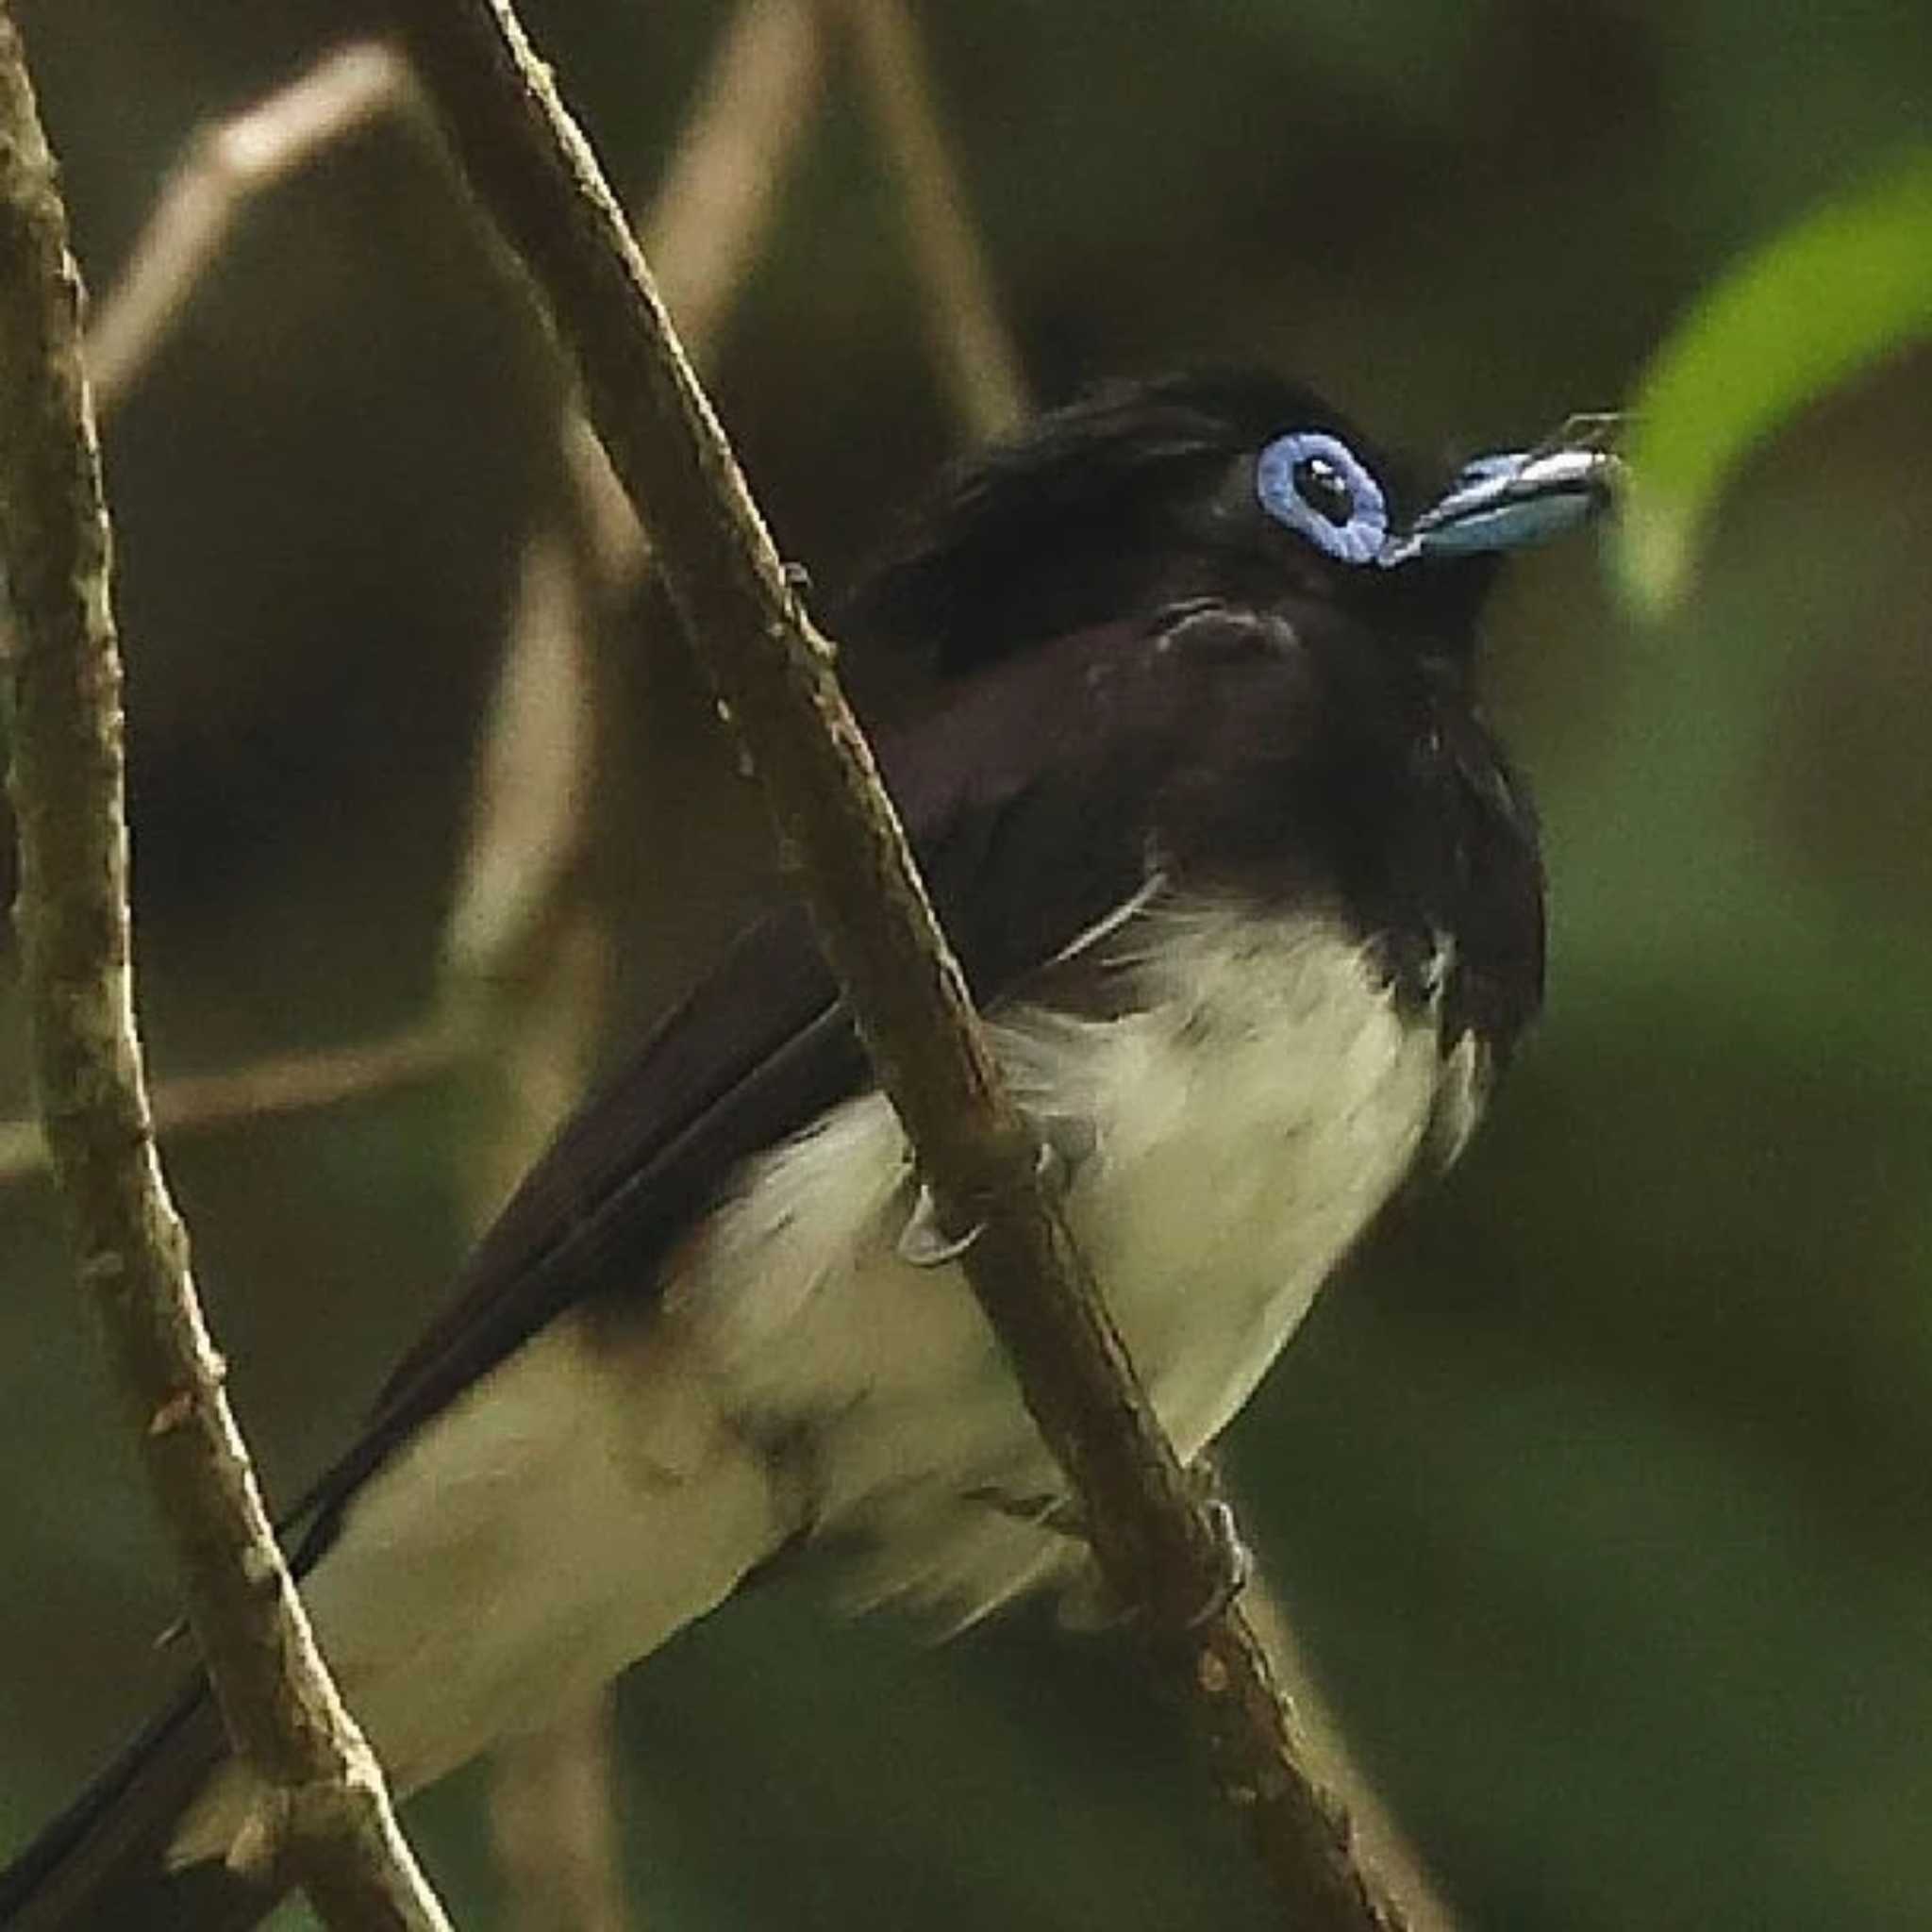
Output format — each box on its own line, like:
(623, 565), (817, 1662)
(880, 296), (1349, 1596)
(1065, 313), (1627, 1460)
(378, 1), (1406, 1924)
(85, 42), (408, 413)
(556, 0), (826, 604)
(827, 0), (1026, 439)
(646, 0), (825, 373)
(0, 11), (451, 1928)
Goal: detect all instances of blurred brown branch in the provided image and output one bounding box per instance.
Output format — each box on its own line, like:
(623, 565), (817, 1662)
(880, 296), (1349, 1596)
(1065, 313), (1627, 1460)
(442, 525), (601, 993)
(488, 1697), (629, 1932)
(0, 1021), (463, 1186)
(86, 42), (409, 412)
(828, 0), (1026, 437)
(0, 9), (450, 1926)
(646, 0), (825, 375)
(557, 0), (824, 603)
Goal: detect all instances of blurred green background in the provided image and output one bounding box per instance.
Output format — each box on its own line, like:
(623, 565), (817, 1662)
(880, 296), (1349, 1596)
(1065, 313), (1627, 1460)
(5, 2), (1931, 1927)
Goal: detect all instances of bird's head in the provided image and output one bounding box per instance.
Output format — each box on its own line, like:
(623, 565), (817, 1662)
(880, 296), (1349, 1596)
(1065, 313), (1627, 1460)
(852, 368), (1618, 683)
(851, 371), (1617, 1050)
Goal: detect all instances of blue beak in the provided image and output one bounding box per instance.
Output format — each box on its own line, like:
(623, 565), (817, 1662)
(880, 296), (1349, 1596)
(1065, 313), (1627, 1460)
(1383, 414), (1622, 564)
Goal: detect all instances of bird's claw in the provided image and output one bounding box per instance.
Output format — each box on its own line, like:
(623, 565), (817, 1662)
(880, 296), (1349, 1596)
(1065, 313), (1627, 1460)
(1186, 1496), (1253, 1626)
(894, 1106), (1098, 1269)
(895, 1182), (984, 1268)
(968, 1465), (1251, 1634)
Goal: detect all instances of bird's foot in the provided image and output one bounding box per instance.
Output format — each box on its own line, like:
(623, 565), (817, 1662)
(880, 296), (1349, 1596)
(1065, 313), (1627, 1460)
(968, 1458), (1252, 1632)
(894, 1183), (984, 1267)
(1073, 1461), (1253, 1632)
(1187, 1494), (1254, 1626)
(893, 1107), (1098, 1269)
(1173, 1452), (1253, 1625)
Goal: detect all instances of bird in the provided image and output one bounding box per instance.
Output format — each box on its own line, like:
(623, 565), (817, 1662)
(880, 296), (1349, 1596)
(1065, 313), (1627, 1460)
(1, 368), (1617, 1928)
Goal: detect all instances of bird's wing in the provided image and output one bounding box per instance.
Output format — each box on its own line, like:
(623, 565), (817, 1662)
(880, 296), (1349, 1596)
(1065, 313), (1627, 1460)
(280, 907), (857, 1561)
(286, 611), (1217, 1562)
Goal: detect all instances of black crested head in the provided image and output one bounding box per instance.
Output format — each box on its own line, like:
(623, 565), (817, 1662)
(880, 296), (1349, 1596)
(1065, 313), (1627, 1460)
(853, 368), (1617, 1062)
(848, 369), (1511, 675)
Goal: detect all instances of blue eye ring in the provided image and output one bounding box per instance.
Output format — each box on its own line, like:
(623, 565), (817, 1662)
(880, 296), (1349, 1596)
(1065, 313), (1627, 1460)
(1255, 431), (1390, 566)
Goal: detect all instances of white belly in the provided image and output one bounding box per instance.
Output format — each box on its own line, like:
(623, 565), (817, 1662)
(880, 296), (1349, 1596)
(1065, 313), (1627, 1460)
(677, 906), (1467, 1620)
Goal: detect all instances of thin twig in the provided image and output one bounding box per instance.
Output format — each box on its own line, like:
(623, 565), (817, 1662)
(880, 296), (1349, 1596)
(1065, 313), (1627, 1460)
(830, 0), (1025, 439)
(558, 0), (825, 600)
(86, 42), (408, 413)
(441, 525), (599, 987)
(380, 3), (1406, 1924)
(0, 10), (450, 1928)
(0, 1021), (465, 1186)
(647, 0), (824, 372)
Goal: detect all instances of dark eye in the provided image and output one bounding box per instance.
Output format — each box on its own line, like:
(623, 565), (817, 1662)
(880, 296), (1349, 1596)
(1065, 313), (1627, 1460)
(1291, 454), (1354, 526)
(1255, 430), (1391, 566)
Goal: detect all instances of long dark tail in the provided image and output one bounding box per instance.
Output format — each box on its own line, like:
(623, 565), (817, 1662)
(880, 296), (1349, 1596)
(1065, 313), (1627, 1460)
(0, 1683), (287, 1931)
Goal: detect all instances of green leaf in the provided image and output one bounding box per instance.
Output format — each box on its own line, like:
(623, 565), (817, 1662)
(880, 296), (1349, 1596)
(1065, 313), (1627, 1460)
(1617, 147), (1932, 614)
